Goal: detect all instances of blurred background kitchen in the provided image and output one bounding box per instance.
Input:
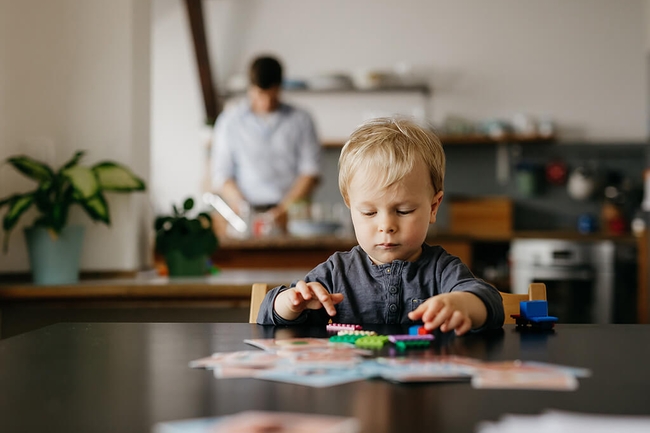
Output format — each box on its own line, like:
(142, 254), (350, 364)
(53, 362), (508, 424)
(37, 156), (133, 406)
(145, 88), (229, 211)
(1, 0), (650, 326)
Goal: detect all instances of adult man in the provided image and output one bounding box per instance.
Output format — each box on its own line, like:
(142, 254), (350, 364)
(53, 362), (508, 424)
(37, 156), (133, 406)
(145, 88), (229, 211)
(211, 55), (320, 232)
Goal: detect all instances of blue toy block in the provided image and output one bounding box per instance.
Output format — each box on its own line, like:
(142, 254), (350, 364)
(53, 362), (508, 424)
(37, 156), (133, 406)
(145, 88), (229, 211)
(409, 325), (423, 335)
(529, 316), (558, 324)
(520, 300), (548, 318)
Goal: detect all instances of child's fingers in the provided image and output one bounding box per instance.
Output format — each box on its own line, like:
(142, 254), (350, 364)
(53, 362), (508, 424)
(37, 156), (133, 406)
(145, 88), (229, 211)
(331, 293), (345, 305)
(421, 300), (445, 323)
(294, 280), (314, 301)
(442, 311), (466, 333)
(309, 284), (340, 316)
(424, 306), (452, 331)
(408, 298), (440, 321)
(454, 318), (473, 336)
(286, 288), (307, 307)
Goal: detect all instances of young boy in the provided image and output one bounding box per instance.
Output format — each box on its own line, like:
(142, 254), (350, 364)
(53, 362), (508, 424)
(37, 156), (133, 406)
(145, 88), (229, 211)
(257, 117), (504, 334)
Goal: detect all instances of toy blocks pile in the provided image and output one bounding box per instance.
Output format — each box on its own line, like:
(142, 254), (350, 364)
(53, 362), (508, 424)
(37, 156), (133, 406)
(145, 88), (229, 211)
(326, 323), (434, 350)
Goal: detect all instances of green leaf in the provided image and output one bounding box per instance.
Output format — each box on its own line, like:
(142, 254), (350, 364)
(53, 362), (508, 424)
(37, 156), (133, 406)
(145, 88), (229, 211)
(7, 156), (53, 184)
(62, 151), (85, 170)
(62, 165), (99, 199)
(2, 193), (34, 252)
(80, 193), (110, 225)
(93, 162), (146, 192)
(2, 194), (34, 231)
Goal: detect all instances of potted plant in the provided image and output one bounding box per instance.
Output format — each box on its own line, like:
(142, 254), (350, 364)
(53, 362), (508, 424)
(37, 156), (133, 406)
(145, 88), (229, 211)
(0, 151), (146, 285)
(154, 197), (218, 277)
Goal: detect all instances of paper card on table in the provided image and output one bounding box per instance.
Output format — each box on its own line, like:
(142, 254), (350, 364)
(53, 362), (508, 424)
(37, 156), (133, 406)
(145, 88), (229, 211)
(153, 411), (360, 433)
(211, 411), (360, 433)
(244, 338), (331, 353)
(286, 349), (364, 369)
(256, 365), (371, 387)
(471, 359), (580, 390)
(189, 351), (280, 369)
(374, 357), (474, 383)
(472, 370), (578, 391)
(524, 361), (592, 378)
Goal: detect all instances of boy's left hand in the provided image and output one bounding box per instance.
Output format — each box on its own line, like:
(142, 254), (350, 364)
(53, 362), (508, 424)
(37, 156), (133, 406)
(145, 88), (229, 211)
(407, 292), (484, 336)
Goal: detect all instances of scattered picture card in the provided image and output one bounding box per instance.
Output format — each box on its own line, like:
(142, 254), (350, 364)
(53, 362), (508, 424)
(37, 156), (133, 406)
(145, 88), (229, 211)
(471, 359), (580, 391)
(244, 338), (331, 353)
(471, 370), (579, 391)
(256, 365), (372, 388)
(374, 357), (475, 383)
(153, 411), (360, 433)
(189, 351), (280, 369)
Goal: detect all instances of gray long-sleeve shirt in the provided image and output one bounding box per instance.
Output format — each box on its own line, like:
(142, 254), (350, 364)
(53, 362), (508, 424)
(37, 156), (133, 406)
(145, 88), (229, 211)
(257, 244), (504, 330)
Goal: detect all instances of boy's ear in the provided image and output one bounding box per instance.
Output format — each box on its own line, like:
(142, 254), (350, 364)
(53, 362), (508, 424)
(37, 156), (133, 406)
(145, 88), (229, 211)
(429, 191), (444, 224)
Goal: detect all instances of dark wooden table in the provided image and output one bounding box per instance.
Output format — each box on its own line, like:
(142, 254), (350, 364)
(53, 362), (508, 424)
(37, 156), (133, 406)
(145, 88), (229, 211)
(0, 323), (649, 433)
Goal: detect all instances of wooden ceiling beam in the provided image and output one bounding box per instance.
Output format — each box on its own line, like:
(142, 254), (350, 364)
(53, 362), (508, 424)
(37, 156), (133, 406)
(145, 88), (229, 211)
(184, 0), (220, 125)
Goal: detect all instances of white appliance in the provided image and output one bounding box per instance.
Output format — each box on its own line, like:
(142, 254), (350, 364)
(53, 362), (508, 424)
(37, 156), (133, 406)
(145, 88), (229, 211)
(510, 239), (615, 324)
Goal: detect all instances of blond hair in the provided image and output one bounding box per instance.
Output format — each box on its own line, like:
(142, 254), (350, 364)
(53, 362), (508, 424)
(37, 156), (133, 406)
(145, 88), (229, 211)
(338, 117), (445, 205)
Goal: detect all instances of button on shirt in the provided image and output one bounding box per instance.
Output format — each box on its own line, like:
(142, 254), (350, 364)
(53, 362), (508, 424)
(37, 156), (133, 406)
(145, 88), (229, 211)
(257, 244), (505, 330)
(211, 100), (321, 206)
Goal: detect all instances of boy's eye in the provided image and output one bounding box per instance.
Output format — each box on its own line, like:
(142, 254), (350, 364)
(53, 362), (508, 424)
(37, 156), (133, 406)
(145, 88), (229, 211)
(361, 211), (376, 216)
(397, 209), (414, 215)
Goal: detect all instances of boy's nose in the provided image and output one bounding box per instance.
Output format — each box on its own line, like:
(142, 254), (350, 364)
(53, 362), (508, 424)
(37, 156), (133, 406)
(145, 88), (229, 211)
(378, 217), (397, 233)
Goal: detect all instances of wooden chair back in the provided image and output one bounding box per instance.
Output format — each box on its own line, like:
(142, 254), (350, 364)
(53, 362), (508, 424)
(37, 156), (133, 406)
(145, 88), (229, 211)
(250, 282), (548, 325)
(249, 283), (271, 323)
(500, 283), (547, 324)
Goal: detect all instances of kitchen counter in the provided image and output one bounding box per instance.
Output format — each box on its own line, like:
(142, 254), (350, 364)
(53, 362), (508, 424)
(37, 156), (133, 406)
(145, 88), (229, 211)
(0, 269), (311, 339)
(1, 231), (645, 339)
(218, 230), (639, 250)
(0, 268), (310, 301)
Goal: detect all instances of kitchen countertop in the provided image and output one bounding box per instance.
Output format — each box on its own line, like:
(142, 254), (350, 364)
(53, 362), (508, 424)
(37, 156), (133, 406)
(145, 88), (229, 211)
(0, 269), (310, 300)
(219, 230), (639, 249)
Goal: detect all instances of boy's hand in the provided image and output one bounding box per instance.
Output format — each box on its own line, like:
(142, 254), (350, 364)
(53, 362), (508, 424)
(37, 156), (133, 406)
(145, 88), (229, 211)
(274, 280), (344, 321)
(407, 292), (486, 336)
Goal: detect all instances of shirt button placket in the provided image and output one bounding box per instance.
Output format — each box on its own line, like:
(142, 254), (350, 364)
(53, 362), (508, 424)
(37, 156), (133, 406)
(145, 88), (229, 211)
(387, 264), (400, 323)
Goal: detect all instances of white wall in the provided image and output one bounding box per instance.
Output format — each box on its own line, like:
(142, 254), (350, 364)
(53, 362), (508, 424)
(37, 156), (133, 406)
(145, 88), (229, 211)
(0, 0), (151, 273)
(150, 0), (648, 218)
(151, 0), (208, 217)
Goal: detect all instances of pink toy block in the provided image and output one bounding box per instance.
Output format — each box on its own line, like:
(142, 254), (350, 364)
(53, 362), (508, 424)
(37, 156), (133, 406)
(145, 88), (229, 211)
(326, 323), (362, 332)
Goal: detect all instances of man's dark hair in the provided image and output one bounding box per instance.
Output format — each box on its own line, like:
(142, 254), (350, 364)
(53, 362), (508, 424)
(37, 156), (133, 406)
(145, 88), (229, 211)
(249, 56), (283, 89)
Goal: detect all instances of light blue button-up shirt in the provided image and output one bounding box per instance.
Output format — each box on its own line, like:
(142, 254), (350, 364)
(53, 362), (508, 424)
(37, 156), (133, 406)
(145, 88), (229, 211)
(211, 100), (321, 206)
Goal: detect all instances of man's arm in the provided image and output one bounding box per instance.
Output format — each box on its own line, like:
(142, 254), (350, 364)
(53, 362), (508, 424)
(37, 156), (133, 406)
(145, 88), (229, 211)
(277, 174), (319, 213)
(218, 179), (247, 215)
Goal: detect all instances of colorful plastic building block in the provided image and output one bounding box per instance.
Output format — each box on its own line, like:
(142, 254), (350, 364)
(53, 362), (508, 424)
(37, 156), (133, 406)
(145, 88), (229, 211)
(511, 300), (558, 330)
(338, 330), (377, 336)
(409, 325), (430, 335)
(388, 334), (434, 343)
(354, 335), (389, 349)
(329, 334), (365, 344)
(395, 340), (432, 351)
(326, 323), (363, 332)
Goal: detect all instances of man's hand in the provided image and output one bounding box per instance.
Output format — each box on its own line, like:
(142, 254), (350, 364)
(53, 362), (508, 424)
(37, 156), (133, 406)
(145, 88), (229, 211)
(274, 280), (344, 321)
(267, 205), (288, 232)
(407, 292), (486, 336)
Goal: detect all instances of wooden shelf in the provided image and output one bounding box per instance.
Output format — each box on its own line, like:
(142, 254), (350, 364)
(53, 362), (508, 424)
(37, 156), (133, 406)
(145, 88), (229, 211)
(222, 84), (431, 99)
(323, 133), (556, 148)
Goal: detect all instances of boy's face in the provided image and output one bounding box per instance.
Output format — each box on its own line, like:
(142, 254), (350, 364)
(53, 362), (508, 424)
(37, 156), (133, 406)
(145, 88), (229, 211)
(348, 160), (444, 265)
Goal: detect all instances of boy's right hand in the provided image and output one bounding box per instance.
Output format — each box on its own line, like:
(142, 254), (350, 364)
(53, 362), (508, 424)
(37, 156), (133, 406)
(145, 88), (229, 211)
(274, 280), (344, 321)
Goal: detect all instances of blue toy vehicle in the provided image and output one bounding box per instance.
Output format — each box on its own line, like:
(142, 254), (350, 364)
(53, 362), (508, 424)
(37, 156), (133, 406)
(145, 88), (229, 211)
(510, 300), (558, 330)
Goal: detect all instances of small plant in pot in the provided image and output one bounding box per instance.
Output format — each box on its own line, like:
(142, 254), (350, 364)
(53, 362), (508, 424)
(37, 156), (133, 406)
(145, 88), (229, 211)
(154, 197), (219, 277)
(0, 151), (146, 285)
